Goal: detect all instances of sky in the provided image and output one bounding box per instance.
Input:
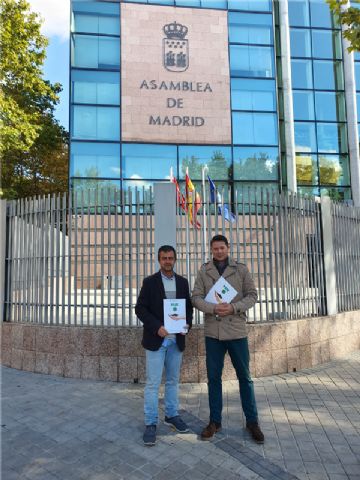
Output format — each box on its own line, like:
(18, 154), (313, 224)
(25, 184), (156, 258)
(29, 0), (70, 129)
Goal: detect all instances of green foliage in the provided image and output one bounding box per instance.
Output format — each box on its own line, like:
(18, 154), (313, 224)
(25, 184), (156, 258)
(327, 0), (360, 51)
(0, 0), (68, 198)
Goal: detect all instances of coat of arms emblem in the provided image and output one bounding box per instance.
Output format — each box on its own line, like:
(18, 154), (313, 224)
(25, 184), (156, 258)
(163, 21), (189, 72)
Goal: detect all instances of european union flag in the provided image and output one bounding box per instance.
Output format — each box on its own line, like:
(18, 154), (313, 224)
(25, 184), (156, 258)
(207, 176), (236, 223)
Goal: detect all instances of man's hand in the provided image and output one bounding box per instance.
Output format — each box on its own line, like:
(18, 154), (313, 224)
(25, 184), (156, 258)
(157, 326), (169, 338)
(180, 324), (190, 336)
(214, 303), (234, 317)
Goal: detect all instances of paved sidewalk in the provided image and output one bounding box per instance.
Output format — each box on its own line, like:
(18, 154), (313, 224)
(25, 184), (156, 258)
(2, 352), (360, 480)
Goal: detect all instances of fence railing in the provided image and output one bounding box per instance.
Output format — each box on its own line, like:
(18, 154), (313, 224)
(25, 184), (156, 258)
(332, 201), (360, 312)
(2, 186), (359, 326)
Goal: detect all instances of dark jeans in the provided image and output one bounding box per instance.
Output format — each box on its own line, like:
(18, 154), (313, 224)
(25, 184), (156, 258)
(205, 336), (258, 424)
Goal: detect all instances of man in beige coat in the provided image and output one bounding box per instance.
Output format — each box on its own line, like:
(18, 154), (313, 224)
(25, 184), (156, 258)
(192, 234), (264, 443)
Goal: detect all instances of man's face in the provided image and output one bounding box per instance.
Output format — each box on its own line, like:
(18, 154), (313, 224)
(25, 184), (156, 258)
(211, 241), (229, 262)
(158, 250), (176, 275)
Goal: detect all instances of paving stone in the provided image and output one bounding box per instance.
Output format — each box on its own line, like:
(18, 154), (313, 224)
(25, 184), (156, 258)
(2, 351), (360, 480)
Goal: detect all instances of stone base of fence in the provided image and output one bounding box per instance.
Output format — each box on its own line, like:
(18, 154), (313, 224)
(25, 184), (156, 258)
(1, 311), (359, 382)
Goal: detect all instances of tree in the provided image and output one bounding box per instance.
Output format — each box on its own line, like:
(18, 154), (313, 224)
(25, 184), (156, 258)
(327, 0), (360, 51)
(0, 0), (68, 199)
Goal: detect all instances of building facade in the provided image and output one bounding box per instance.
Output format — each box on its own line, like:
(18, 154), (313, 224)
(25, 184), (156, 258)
(70, 0), (360, 204)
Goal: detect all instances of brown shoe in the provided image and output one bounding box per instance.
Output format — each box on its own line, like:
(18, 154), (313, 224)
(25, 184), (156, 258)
(246, 422), (264, 444)
(200, 421), (222, 440)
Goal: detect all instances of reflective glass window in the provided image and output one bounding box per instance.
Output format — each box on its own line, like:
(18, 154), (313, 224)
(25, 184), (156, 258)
(72, 35), (120, 69)
(309, 0), (339, 29)
(73, 3), (120, 36)
(232, 112), (278, 145)
(71, 142), (120, 178)
(230, 45), (274, 77)
(319, 154), (350, 186)
(201, 0), (227, 8)
(228, 0), (272, 12)
(317, 123), (348, 153)
(122, 144), (176, 179)
(71, 180), (121, 203)
(293, 91), (315, 120)
(72, 105), (120, 140)
(231, 79), (276, 111)
(298, 186), (320, 196)
(320, 187), (352, 201)
(313, 60), (344, 90)
(290, 29), (311, 58)
(228, 12), (273, 45)
(291, 59), (313, 89)
(311, 30), (342, 59)
(148, 0), (174, 4)
(233, 147), (279, 180)
(179, 146), (232, 180)
(357, 94), (360, 118)
(355, 63), (360, 88)
(294, 122), (317, 152)
(175, 0), (200, 5)
(315, 92), (345, 121)
(288, 0), (310, 27)
(296, 154), (318, 185)
(72, 70), (120, 105)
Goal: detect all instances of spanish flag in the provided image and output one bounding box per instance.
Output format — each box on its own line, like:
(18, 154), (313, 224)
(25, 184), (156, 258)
(185, 172), (201, 229)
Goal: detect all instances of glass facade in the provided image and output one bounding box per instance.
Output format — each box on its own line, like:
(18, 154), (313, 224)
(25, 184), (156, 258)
(69, 0), (358, 200)
(288, 0), (351, 200)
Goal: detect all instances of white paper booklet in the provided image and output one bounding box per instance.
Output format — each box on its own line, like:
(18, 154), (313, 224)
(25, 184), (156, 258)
(205, 276), (238, 304)
(164, 299), (187, 334)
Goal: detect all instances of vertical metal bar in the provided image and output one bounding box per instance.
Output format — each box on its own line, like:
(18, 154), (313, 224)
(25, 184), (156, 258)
(128, 187), (133, 326)
(99, 189), (104, 326)
(38, 197), (44, 324)
(73, 190), (78, 326)
(107, 188), (111, 326)
(93, 189), (98, 326)
(282, 193), (291, 319)
(253, 188), (263, 322)
(54, 195), (60, 325)
(121, 188), (126, 326)
(311, 199), (321, 316)
(49, 195), (55, 324)
(61, 193), (67, 324)
(33, 197), (40, 323)
(87, 189), (91, 325)
(67, 192), (73, 326)
(260, 189), (269, 322)
(114, 188), (119, 327)
(5, 201), (13, 322)
(271, 190), (280, 317)
(135, 188), (141, 326)
(267, 190), (275, 321)
(80, 189), (85, 326)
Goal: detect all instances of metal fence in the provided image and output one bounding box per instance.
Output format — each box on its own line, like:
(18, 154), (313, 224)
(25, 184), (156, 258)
(3, 186), (338, 326)
(4, 186), (360, 326)
(332, 201), (360, 312)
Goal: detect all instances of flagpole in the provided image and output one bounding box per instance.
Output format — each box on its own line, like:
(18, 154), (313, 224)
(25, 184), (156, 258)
(185, 167), (190, 281)
(201, 165), (208, 262)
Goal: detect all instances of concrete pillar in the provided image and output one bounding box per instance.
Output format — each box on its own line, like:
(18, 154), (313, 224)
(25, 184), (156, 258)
(342, 2), (360, 206)
(321, 197), (337, 315)
(0, 200), (7, 321)
(154, 183), (177, 269)
(279, 0), (297, 192)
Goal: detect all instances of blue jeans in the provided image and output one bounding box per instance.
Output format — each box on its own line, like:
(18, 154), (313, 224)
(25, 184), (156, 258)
(144, 338), (183, 426)
(205, 336), (258, 424)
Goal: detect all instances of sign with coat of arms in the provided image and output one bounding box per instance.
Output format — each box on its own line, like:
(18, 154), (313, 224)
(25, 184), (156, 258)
(121, 3), (231, 144)
(163, 21), (189, 72)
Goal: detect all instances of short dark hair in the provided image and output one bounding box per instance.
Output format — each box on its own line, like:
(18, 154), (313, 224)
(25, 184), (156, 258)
(158, 245), (177, 260)
(210, 235), (229, 247)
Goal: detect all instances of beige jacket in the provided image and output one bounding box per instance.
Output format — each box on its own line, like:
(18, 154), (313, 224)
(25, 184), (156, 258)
(191, 258), (257, 340)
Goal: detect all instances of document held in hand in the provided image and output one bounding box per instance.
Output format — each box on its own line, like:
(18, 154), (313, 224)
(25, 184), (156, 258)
(205, 276), (238, 304)
(164, 299), (187, 334)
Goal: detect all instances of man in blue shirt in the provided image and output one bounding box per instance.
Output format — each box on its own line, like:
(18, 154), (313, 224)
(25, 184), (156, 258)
(135, 245), (193, 446)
